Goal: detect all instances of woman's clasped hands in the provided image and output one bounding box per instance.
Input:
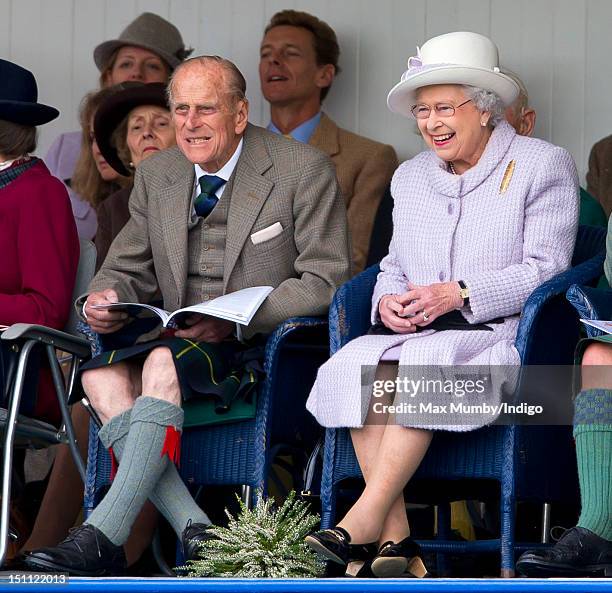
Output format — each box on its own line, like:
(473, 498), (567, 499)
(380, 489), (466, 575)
(379, 281), (464, 332)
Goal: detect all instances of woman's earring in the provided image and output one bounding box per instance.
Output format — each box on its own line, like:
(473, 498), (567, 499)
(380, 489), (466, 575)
(129, 161), (135, 168)
(481, 121), (487, 127)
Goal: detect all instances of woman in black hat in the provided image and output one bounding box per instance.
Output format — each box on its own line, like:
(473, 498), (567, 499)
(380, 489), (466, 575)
(92, 82), (175, 269)
(0, 59), (79, 431)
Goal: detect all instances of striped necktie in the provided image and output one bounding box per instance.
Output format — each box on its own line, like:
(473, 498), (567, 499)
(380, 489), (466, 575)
(194, 174), (225, 218)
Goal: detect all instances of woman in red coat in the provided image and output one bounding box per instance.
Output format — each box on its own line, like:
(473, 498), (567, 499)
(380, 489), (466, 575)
(0, 58), (79, 423)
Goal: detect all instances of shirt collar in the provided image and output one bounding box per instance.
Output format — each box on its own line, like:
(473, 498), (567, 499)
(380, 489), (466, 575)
(0, 155), (28, 172)
(267, 112), (322, 144)
(194, 137), (244, 183)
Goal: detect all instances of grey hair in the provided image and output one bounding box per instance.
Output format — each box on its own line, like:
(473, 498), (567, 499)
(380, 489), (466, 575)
(461, 85), (505, 126)
(500, 68), (529, 115)
(166, 55), (247, 110)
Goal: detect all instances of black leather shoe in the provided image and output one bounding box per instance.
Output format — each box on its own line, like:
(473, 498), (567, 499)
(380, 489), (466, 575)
(23, 524), (127, 576)
(517, 526), (612, 577)
(181, 520), (216, 562)
(305, 527), (377, 566)
(371, 536), (428, 578)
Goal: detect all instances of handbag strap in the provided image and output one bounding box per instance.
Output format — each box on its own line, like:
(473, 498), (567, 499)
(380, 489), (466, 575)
(301, 436), (323, 497)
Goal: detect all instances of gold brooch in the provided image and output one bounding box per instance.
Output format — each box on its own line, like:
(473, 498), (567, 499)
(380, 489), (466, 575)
(499, 160), (515, 194)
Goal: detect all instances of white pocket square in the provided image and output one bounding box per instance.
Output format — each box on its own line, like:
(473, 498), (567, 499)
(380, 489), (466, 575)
(250, 222), (284, 245)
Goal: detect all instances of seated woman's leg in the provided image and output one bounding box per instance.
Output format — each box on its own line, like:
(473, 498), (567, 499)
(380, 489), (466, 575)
(21, 404), (91, 551)
(349, 362), (430, 545)
(341, 423), (432, 544)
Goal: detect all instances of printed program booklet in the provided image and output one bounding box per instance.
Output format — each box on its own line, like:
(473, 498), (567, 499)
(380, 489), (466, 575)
(580, 319), (612, 335)
(91, 286), (273, 327)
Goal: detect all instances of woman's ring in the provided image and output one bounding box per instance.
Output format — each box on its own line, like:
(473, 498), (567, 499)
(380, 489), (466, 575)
(422, 311), (430, 321)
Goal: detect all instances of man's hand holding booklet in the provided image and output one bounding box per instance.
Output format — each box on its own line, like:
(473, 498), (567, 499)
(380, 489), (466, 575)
(91, 286), (274, 328)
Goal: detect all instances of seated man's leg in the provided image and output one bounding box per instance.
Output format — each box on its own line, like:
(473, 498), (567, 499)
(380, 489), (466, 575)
(84, 347), (185, 545)
(517, 342), (611, 577)
(573, 343), (611, 546)
(98, 348), (211, 547)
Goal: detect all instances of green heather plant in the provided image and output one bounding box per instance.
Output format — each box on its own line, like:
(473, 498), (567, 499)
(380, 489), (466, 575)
(180, 491), (326, 578)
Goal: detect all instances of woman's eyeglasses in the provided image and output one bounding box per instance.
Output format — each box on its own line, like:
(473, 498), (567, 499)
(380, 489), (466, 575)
(410, 98), (472, 119)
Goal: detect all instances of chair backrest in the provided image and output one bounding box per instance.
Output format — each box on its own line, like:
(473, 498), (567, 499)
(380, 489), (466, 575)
(571, 224), (607, 266)
(365, 184), (393, 268)
(64, 239), (97, 337)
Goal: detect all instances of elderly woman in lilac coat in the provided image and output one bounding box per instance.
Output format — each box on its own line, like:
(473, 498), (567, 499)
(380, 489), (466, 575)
(305, 32), (579, 578)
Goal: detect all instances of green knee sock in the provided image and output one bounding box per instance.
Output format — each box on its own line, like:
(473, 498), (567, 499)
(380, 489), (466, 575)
(573, 388), (612, 541)
(96, 400), (210, 540)
(87, 396), (184, 545)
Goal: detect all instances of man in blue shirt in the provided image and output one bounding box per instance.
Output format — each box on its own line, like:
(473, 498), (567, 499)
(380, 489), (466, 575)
(259, 10), (398, 274)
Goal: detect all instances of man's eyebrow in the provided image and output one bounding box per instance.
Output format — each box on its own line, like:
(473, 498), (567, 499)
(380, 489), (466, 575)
(260, 42), (300, 51)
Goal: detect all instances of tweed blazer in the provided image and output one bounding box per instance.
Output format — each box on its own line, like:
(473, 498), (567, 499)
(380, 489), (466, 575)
(309, 113), (398, 273)
(306, 121), (579, 431)
(87, 123), (351, 339)
(587, 134), (612, 217)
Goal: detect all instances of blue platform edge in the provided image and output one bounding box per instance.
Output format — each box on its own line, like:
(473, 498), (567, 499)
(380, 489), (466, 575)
(0, 578), (610, 592)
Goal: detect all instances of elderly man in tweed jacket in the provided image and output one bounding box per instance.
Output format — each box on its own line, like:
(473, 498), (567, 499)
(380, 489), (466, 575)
(24, 56), (350, 577)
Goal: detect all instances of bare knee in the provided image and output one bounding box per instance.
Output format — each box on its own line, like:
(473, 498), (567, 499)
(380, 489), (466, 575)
(81, 364), (137, 423)
(141, 347), (181, 405)
(582, 342), (612, 366)
(581, 342), (612, 390)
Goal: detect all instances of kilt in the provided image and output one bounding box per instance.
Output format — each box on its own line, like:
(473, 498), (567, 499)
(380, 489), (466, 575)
(77, 336), (265, 422)
(575, 334), (612, 364)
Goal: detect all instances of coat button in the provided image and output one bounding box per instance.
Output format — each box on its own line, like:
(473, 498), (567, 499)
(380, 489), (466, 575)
(439, 271), (445, 281)
(448, 203), (454, 214)
(203, 223), (210, 230)
(203, 294), (210, 301)
(203, 245), (209, 251)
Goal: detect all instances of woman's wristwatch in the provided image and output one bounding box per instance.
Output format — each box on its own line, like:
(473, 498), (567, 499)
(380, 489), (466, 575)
(458, 280), (470, 307)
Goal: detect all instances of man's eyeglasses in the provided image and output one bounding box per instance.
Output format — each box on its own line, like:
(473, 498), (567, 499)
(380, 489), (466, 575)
(410, 98), (472, 119)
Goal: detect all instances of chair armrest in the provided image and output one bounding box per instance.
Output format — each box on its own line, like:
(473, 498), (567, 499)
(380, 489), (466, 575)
(263, 316), (328, 361)
(1, 323), (91, 359)
(514, 254), (606, 358)
(329, 264), (380, 354)
(567, 285), (612, 338)
(76, 321), (102, 357)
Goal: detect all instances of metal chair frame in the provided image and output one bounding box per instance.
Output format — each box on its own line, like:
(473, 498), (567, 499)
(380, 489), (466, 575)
(0, 239), (96, 566)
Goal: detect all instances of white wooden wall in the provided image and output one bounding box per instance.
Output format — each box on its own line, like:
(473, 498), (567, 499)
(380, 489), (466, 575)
(1, 0), (610, 180)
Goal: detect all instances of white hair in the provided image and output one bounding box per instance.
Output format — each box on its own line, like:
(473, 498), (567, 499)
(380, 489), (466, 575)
(461, 85), (505, 126)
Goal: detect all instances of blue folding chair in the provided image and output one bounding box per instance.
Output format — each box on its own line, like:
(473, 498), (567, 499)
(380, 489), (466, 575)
(319, 225), (606, 577)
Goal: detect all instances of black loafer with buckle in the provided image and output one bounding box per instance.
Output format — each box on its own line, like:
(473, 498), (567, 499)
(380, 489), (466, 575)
(305, 527), (377, 566)
(371, 536), (428, 578)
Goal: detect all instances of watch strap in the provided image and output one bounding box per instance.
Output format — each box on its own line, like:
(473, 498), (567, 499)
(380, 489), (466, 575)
(458, 280), (470, 307)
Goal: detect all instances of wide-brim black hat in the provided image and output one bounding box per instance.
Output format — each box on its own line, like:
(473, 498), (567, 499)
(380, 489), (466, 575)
(93, 82), (169, 176)
(0, 59), (59, 126)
